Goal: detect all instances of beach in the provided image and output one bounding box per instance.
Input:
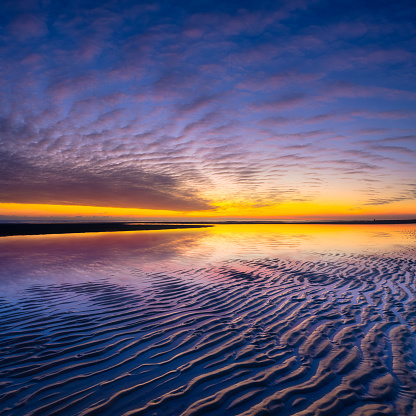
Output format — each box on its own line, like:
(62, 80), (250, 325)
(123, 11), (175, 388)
(0, 224), (415, 415)
(0, 223), (212, 237)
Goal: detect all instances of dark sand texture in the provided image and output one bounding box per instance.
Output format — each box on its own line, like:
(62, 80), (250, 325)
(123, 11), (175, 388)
(0, 222), (211, 237)
(1, 248), (416, 415)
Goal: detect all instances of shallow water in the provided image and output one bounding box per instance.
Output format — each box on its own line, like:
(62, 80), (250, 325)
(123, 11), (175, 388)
(1, 224), (416, 415)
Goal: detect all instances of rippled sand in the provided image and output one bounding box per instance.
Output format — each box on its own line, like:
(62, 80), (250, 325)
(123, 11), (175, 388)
(1, 226), (416, 415)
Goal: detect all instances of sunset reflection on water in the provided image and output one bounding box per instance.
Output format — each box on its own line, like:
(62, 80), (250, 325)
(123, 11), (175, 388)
(0, 224), (415, 298)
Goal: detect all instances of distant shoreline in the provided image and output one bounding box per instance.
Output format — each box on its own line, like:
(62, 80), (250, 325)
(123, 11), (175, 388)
(0, 219), (415, 237)
(210, 219), (416, 225)
(0, 223), (212, 237)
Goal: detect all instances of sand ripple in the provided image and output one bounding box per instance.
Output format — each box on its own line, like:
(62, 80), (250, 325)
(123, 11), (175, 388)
(1, 252), (416, 415)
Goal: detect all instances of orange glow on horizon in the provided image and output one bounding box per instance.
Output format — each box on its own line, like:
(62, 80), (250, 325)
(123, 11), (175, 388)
(0, 203), (181, 218)
(1, 199), (415, 221)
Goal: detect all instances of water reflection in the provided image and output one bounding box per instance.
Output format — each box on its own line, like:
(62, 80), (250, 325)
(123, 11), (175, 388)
(0, 224), (415, 298)
(0, 229), (209, 297)
(200, 224), (416, 259)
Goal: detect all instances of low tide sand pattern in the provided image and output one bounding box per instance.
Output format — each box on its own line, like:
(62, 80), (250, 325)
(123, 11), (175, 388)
(1, 251), (416, 416)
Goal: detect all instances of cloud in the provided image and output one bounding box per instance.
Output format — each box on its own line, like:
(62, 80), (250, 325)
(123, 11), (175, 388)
(7, 14), (48, 41)
(251, 93), (307, 111)
(46, 74), (100, 101)
(0, 152), (214, 211)
(364, 185), (416, 206)
(320, 80), (416, 102)
(236, 71), (323, 93)
(369, 144), (415, 155)
(257, 116), (291, 127)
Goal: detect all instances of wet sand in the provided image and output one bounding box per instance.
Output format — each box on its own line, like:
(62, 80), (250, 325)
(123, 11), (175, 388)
(1, 228), (416, 415)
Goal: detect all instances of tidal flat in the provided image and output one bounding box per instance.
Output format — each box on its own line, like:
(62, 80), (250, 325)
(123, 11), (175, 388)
(0, 224), (416, 416)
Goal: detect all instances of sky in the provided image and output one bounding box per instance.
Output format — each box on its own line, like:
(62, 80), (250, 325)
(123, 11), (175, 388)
(0, 0), (415, 221)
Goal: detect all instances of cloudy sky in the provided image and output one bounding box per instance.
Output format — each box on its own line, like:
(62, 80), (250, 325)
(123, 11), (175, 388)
(1, 0), (415, 220)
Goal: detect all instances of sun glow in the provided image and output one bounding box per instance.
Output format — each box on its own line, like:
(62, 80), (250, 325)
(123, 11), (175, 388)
(1, 198), (415, 221)
(0, 203), (180, 219)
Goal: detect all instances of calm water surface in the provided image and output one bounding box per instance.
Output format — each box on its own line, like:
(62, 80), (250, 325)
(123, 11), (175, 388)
(1, 224), (415, 298)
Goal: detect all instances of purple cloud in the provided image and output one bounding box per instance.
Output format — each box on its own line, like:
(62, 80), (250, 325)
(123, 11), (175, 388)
(0, 0), (415, 217)
(8, 13), (47, 40)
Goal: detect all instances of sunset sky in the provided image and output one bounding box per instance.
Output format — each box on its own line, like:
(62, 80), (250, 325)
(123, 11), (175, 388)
(1, 0), (415, 221)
